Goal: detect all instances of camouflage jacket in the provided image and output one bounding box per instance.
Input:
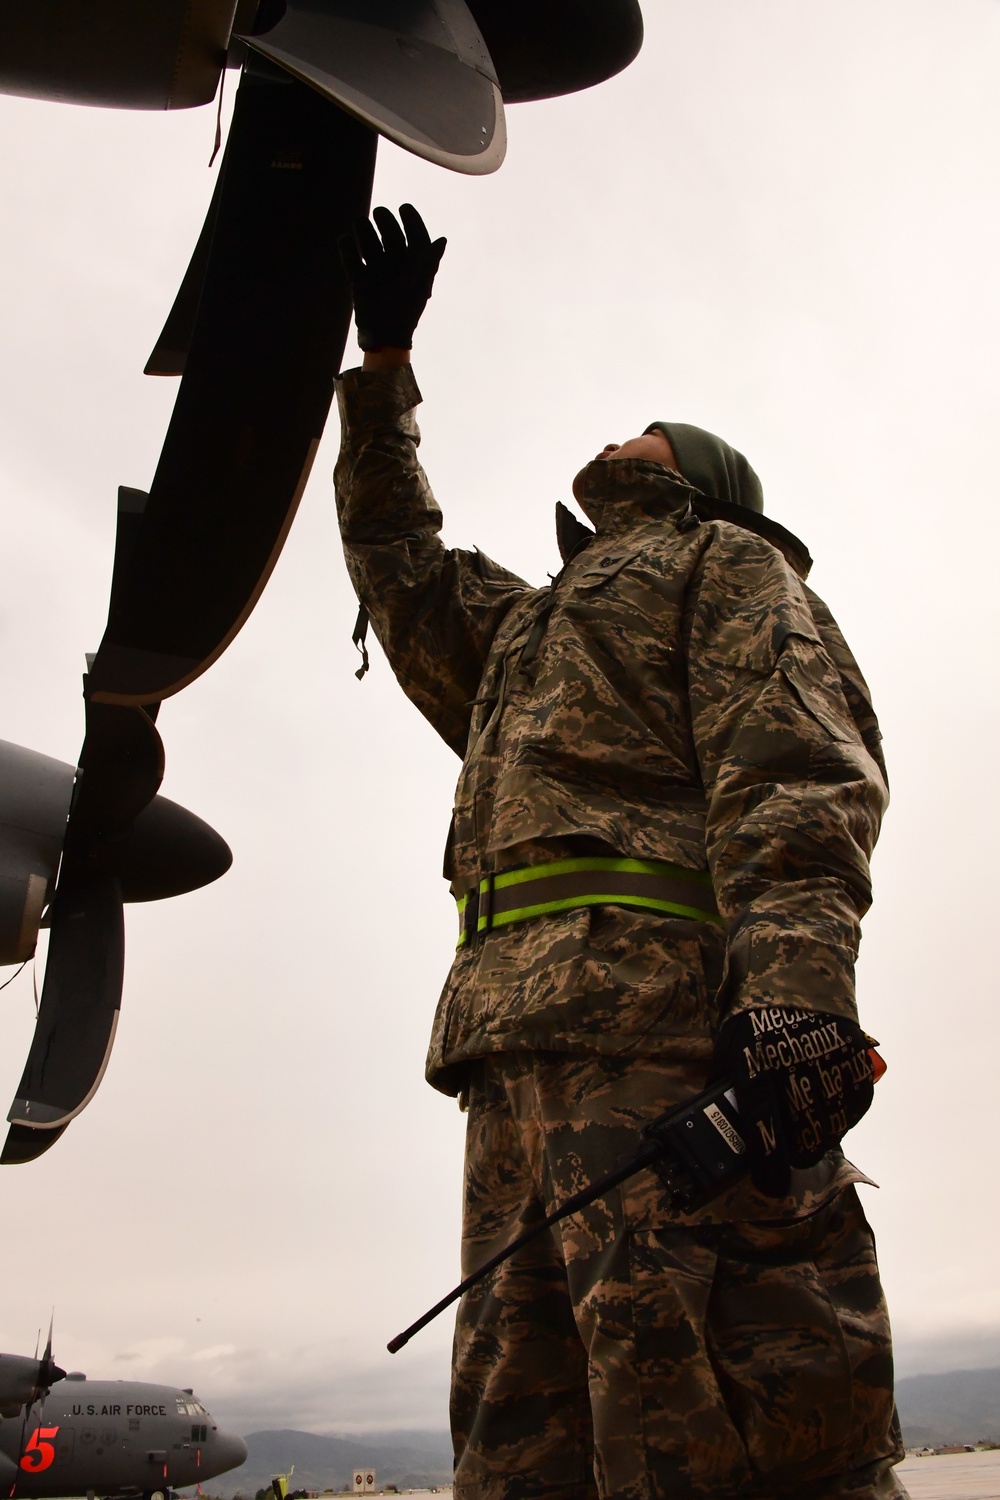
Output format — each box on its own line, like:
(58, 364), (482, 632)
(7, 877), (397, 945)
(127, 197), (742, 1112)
(334, 366), (888, 1095)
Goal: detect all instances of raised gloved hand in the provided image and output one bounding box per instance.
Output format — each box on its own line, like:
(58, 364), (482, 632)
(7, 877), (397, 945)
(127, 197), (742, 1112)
(339, 203), (447, 352)
(713, 1006), (876, 1198)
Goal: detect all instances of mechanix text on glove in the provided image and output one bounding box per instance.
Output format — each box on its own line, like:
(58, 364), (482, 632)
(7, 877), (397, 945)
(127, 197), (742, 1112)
(713, 1006), (876, 1197)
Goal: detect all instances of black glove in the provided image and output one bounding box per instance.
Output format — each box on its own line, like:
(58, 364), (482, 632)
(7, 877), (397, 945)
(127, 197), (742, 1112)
(339, 203), (447, 352)
(713, 1006), (876, 1198)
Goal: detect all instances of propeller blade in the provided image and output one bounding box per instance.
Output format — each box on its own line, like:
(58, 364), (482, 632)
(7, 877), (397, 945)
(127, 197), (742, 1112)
(0, 1121), (69, 1165)
(72, 699), (165, 842)
(242, 0), (505, 175)
(38, 1315), (64, 1393)
(3, 871), (124, 1145)
(465, 0), (643, 104)
(66, 495), (167, 839)
(87, 53), (377, 706)
(145, 171), (225, 377)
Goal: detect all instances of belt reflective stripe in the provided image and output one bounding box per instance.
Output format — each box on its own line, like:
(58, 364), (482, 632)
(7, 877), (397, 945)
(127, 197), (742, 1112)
(455, 856), (721, 948)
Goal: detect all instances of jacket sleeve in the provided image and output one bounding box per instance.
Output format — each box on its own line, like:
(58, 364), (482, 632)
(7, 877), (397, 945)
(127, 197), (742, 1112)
(684, 523), (889, 1026)
(334, 365), (531, 756)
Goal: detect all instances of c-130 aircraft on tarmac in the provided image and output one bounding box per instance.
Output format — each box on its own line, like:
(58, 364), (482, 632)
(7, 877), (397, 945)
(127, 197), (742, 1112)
(0, 1334), (247, 1500)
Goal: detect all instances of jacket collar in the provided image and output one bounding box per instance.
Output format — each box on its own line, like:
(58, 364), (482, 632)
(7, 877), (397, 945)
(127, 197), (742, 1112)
(557, 459), (812, 579)
(573, 458), (697, 535)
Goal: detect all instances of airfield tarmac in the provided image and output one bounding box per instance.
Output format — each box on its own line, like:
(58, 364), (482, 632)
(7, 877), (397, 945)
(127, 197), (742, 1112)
(311, 1455), (1000, 1499)
(897, 1450), (1000, 1498)
(388, 1455), (1000, 1499)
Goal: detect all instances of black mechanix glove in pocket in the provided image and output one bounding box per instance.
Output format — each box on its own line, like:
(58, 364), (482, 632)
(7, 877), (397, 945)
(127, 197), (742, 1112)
(339, 203), (446, 352)
(713, 1007), (876, 1198)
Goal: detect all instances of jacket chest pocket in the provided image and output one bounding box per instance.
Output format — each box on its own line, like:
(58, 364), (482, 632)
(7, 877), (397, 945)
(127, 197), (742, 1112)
(573, 548), (640, 591)
(565, 551), (683, 672)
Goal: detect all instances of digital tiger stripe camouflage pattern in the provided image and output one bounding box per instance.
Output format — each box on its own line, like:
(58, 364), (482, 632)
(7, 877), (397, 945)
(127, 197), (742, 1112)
(454, 1055), (903, 1500)
(334, 365), (905, 1498)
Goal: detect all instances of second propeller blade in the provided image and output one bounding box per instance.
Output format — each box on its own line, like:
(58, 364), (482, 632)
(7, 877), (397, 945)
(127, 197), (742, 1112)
(4, 871), (124, 1154)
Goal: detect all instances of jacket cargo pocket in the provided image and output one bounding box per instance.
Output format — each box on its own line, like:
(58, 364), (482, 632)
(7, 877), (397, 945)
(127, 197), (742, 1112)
(778, 634), (859, 744)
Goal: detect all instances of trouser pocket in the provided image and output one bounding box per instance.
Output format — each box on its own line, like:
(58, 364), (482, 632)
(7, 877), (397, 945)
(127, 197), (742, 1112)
(705, 1187), (897, 1487)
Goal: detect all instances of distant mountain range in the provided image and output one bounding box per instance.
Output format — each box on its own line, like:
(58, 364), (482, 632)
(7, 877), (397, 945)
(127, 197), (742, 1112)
(205, 1428), (453, 1495)
(896, 1367), (1000, 1447)
(198, 1367), (1000, 1494)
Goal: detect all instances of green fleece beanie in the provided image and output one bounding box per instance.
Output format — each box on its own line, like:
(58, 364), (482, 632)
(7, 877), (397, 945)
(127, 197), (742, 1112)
(644, 421), (764, 514)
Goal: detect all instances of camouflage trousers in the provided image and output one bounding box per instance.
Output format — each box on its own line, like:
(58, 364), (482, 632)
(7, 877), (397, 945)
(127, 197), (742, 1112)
(452, 1054), (907, 1500)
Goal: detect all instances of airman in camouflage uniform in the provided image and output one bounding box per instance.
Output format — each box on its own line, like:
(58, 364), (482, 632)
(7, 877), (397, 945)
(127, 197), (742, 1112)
(334, 208), (906, 1499)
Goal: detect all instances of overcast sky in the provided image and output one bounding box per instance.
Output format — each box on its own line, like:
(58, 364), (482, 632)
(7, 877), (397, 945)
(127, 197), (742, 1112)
(0, 0), (998, 1442)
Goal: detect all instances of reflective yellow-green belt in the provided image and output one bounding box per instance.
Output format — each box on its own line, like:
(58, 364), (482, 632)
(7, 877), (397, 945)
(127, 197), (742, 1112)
(455, 856), (722, 949)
